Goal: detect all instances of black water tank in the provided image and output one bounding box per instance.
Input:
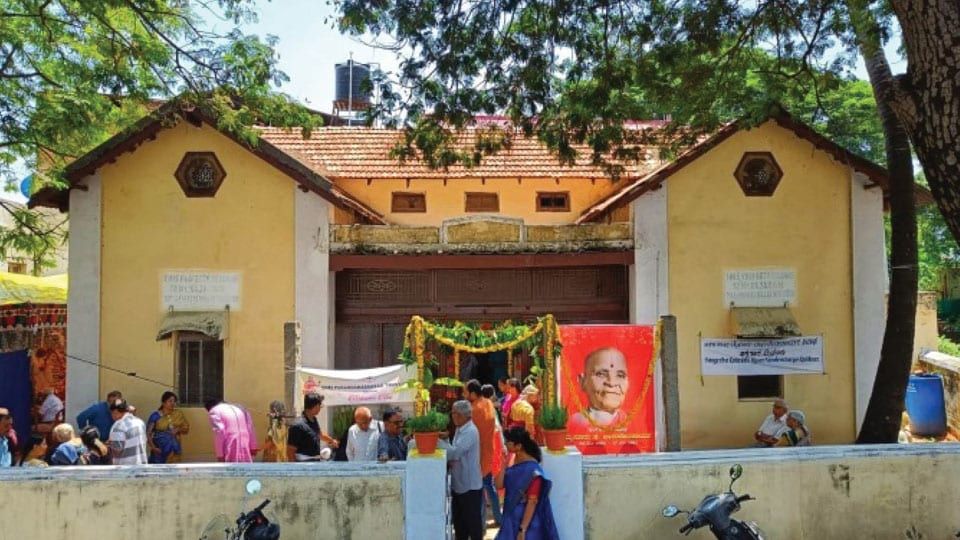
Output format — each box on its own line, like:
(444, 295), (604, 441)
(335, 61), (371, 105)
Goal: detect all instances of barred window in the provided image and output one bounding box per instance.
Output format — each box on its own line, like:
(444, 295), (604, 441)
(177, 333), (224, 406)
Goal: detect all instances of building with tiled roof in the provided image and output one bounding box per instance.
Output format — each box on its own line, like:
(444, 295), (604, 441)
(29, 100), (934, 456)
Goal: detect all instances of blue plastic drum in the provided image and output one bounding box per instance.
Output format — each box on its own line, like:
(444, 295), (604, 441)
(905, 373), (947, 437)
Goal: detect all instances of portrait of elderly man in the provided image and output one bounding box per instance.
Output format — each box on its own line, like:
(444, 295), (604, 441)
(569, 347), (630, 430)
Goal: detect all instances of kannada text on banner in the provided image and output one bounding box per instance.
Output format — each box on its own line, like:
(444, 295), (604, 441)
(700, 336), (824, 376)
(559, 325), (657, 455)
(298, 365), (418, 406)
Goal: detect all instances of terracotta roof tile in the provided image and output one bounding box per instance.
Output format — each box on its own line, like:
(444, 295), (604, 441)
(259, 126), (662, 180)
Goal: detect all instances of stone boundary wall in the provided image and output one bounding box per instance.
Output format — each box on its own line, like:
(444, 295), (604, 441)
(0, 462), (404, 540)
(6, 443), (959, 539)
(918, 350), (960, 432)
(583, 444), (960, 539)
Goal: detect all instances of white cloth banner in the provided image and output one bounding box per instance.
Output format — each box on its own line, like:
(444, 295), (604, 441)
(700, 336), (824, 375)
(298, 364), (418, 406)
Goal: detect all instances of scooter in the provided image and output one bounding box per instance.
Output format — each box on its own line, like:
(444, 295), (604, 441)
(661, 464), (766, 539)
(200, 479), (281, 540)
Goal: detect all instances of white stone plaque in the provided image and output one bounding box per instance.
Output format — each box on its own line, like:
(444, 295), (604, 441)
(724, 268), (796, 307)
(162, 271), (241, 311)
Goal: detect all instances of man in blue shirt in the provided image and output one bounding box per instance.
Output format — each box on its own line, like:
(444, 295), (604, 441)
(438, 400), (483, 540)
(377, 408), (408, 461)
(76, 390), (122, 442)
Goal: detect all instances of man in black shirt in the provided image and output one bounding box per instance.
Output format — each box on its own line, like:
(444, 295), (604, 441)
(286, 392), (339, 461)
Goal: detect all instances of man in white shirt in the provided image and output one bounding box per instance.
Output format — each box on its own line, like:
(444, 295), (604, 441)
(38, 388), (64, 423)
(438, 400), (483, 540)
(346, 406), (381, 461)
(753, 399), (789, 447)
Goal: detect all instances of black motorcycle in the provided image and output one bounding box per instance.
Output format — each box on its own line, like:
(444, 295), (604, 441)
(200, 479), (281, 540)
(661, 464), (766, 539)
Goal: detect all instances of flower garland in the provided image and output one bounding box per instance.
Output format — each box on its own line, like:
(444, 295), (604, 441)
(560, 319), (662, 432)
(399, 315), (562, 415)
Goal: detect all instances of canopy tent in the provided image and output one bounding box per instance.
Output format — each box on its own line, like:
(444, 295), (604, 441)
(0, 271), (67, 444)
(0, 272), (67, 306)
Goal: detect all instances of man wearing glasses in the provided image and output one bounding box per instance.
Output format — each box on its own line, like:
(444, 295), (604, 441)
(377, 408), (408, 461)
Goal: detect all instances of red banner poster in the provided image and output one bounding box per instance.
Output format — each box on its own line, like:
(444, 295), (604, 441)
(559, 324), (657, 454)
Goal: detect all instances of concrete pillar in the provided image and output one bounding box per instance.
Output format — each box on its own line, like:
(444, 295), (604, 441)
(283, 321), (302, 415)
(661, 315), (681, 451)
(66, 173), (102, 424)
(404, 449), (448, 540)
(541, 447), (584, 540)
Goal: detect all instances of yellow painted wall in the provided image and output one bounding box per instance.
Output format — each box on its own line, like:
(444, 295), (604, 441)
(98, 121), (296, 460)
(337, 177), (622, 225)
(668, 122), (855, 448)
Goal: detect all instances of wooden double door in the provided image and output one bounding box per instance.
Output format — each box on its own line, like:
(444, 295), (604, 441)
(334, 265), (630, 369)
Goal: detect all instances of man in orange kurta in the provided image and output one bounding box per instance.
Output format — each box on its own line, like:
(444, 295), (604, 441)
(465, 379), (500, 525)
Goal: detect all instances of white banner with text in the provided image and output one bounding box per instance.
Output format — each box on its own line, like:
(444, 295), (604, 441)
(700, 336), (824, 375)
(297, 364), (418, 406)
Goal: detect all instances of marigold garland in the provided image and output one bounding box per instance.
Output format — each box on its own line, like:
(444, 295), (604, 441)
(399, 315), (563, 415)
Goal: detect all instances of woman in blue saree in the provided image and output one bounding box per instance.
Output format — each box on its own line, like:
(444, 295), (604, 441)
(146, 391), (190, 463)
(496, 426), (560, 540)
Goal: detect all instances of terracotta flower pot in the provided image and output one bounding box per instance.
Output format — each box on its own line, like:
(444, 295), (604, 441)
(543, 429), (568, 452)
(413, 431), (440, 455)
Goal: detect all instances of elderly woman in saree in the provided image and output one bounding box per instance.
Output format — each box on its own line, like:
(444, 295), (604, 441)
(495, 426), (560, 540)
(147, 391), (190, 463)
(777, 410), (812, 447)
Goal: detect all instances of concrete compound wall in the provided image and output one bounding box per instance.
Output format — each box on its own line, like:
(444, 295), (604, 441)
(3, 444), (960, 540)
(583, 444), (960, 540)
(0, 463), (404, 540)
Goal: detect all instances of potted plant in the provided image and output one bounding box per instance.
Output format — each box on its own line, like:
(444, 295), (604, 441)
(539, 403), (569, 452)
(406, 408), (450, 455)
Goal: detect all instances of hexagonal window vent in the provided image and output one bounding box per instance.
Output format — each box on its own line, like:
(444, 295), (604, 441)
(174, 152), (226, 198)
(734, 152), (783, 197)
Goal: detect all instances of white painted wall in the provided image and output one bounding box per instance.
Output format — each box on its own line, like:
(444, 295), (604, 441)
(294, 189), (332, 369)
(631, 186), (670, 450)
(65, 174), (101, 424)
(404, 450), (448, 540)
(541, 448), (585, 539)
(850, 172), (886, 431)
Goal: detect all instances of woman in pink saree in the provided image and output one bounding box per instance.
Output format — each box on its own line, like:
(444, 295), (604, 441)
(204, 399), (258, 462)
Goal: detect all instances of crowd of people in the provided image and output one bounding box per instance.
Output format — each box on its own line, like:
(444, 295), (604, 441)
(0, 390), (262, 467)
(0, 383), (816, 540)
(429, 379), (560, 540)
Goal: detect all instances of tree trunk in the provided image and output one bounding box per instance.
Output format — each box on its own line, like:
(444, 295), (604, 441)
(889, 0), (960, 245)
(854, 37), (918, 443)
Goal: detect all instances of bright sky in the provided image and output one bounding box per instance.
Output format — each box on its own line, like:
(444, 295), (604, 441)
(232, 0), (401, 112)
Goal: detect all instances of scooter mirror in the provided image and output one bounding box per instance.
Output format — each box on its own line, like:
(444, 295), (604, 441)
(661, 505), (680, 518)
(729, 464), (743, 482)
(245, 479), (262, 496)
